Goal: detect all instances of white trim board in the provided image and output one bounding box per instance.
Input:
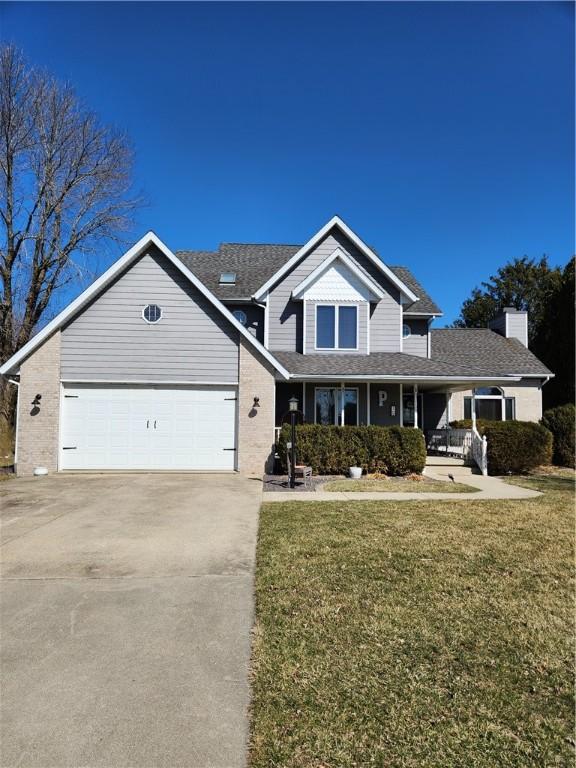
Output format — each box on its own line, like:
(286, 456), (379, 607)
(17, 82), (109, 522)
(0, 232), (290, 380)
(252, 215), (418, 303)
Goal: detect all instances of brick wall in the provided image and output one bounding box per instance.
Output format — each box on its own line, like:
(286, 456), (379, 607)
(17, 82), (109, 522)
(16, 331), (61, 476)
(451, 380), (543, 422)
(237, 338), (276, 475)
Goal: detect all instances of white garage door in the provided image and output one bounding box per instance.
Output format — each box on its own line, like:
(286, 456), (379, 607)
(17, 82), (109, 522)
(60, 385), (237, 471)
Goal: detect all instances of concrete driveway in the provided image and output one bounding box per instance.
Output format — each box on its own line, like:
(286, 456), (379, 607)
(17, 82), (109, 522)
(0, 473), (262, 768)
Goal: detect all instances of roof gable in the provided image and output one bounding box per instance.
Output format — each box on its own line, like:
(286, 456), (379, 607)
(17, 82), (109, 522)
(0, 232), (289, 379)
(291, 248), (384, 301)
(252, 216), (418, 303)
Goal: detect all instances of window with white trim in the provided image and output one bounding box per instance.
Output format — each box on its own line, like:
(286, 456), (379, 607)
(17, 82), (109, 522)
(402, 323), (411, 338)
(315, 387), (358, 425)
(316, 305), (357, 350)
(464, 387), (516, 421)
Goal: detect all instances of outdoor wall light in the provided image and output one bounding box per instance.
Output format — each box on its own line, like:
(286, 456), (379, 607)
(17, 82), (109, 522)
(32, 394), (42, 406)
(390, 404), (396, 417)
(253, 396), (260, 408)
(288, 396), (299, 412)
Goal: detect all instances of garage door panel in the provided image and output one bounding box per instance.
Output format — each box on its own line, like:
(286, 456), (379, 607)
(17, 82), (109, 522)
(61, 385), (237, 471)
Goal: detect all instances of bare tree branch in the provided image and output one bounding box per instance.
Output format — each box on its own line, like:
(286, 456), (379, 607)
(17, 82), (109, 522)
(0, 45), (142, 421)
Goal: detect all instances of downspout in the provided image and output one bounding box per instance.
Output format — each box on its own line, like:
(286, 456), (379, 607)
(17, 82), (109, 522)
(6, 378), (20, 469)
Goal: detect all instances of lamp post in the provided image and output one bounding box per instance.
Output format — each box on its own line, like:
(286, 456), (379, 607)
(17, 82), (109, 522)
(288, 396), (298, 488)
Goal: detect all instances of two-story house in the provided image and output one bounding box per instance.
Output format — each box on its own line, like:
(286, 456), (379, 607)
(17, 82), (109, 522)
(0, 216), (552, 476)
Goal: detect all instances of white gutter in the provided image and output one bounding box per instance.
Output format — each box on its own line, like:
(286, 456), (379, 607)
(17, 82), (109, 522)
(287, 374), (521, 383)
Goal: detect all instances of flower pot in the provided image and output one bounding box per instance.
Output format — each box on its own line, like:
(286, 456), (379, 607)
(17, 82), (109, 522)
(349, 466), (362, 480)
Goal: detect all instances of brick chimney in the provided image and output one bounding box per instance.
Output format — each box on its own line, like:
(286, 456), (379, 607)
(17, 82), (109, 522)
(489, 307), (528, 347)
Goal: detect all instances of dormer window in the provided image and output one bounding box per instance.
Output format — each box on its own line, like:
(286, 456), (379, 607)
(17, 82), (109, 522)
(219, 272), (236, 285)
(316, 305), (358, 350)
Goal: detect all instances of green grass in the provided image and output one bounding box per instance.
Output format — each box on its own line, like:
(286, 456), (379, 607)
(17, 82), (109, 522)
(250, 473), (575, 767)
(323, 476), (480, 493)
(0, 420), (14, 468)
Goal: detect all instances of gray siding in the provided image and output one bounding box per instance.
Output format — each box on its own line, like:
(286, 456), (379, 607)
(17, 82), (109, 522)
(402, 319), (429, 358)
(61, 246), (239, 382)
(507, 313), (528, 346)
(268, 229), (401, 353)
(304, 300), (368, 354)
(369, 383), (401, 426)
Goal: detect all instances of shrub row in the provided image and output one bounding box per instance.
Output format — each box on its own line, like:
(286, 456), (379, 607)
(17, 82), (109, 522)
(541, 404), (575, 468)
(277, 423), (426, 476)
(450, 419), (555, 474)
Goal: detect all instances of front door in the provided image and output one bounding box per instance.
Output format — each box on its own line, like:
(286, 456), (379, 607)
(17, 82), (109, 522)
(402, 392), (424, 428)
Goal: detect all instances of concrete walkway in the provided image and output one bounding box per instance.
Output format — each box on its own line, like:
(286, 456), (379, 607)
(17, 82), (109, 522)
(263, 462), (541, 503)
(1, 473), (261, 768)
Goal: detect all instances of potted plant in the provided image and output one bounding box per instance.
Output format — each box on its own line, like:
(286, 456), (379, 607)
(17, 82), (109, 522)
(349, 462), (362, 480)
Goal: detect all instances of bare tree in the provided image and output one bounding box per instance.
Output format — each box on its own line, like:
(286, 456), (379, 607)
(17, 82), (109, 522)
(0, 45), (141, 426)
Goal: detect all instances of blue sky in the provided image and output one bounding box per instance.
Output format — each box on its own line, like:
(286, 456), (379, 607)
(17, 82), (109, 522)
(1, 1), (574, 324)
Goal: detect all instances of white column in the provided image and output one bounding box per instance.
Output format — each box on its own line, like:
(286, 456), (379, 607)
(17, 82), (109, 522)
(366, 382), (371, 425)
(399, 383), (403, 426)
(413, 384), (419, 429)
(471, 391), (477, 431)
(340, 382), (345, 426)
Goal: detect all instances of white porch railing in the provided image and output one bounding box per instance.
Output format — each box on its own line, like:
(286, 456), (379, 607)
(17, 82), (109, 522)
(426, 427), (488, 476)
(471, 427), (488, 476)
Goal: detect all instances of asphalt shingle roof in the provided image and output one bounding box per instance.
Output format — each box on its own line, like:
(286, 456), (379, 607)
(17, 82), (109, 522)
(430, 328), (552, 377)
(272, 352), (481, 378)
(176, 243), (441, 313)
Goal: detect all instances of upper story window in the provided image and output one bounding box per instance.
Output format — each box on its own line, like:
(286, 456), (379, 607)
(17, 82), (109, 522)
(219, 272), (236, 285)
(316, 305), (357, 350)
(402, 323), (411, 338)
(232, 309), (247, 325)
(143, 304), (162, 323)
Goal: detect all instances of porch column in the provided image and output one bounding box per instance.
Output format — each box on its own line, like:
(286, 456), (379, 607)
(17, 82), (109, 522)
(413, 383), (418, 429)
(471, 390), (477, 431)
(445, 392), (450, 428)
(367, 382), (371, 425)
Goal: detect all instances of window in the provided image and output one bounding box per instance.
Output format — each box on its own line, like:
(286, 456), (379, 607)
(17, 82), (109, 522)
(464, 388), (516, 421)
(232, 309), (247, 325)
(143, 304), (162, 323)
(315, 305), (357, 349)
(402, 323), (411, 338)
(315, 387), (358, 425)
(219, 272), (236, 285)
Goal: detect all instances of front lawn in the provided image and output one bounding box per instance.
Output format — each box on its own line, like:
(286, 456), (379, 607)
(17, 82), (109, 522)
(250, 473), (575, 767)
(323, 475), (480, 493)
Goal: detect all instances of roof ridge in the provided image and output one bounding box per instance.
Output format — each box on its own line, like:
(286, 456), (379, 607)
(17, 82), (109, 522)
(219, 242), (302, 248)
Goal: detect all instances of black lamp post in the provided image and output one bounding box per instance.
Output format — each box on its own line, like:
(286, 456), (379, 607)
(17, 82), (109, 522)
(288, 396), (298, 488)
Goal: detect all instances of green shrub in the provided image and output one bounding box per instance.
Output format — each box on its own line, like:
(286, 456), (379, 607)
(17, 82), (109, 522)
(542, 404), (575, 468)
(449, 419), (491, 430)
(277, 424), (426, 476)
(481, 421), (553, 475)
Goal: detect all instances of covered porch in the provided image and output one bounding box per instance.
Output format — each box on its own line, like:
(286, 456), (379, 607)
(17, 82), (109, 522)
(275, 380), (458, 431)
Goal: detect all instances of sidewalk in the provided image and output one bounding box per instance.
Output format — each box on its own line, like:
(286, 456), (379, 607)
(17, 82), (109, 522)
(262, 471), (541, 503)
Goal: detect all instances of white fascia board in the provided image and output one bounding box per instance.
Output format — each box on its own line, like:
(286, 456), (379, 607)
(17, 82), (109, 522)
(252, 215), (418, 303)
(0, 231), (290, 380)
(291, 248), (384, 300)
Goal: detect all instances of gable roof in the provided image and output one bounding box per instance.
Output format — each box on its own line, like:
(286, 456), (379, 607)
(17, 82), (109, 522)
(291, 247), (385, 300)
(251, 216), (419, 303)
(0, 232), (290, 379)
(176, 247), (441, 314)
(431, 328), (553, 377)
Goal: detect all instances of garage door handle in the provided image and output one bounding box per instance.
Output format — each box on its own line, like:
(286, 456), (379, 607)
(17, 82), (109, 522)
(147, 420), (149, 429)
(154, 420), (157, 429)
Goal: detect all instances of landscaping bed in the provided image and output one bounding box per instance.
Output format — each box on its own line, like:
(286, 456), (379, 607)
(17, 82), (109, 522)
(250, 472), (574, 767)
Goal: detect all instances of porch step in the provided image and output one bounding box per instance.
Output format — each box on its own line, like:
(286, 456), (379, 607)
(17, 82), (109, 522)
(425, 455), (478, 478)
(425, 456), (466, 467)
